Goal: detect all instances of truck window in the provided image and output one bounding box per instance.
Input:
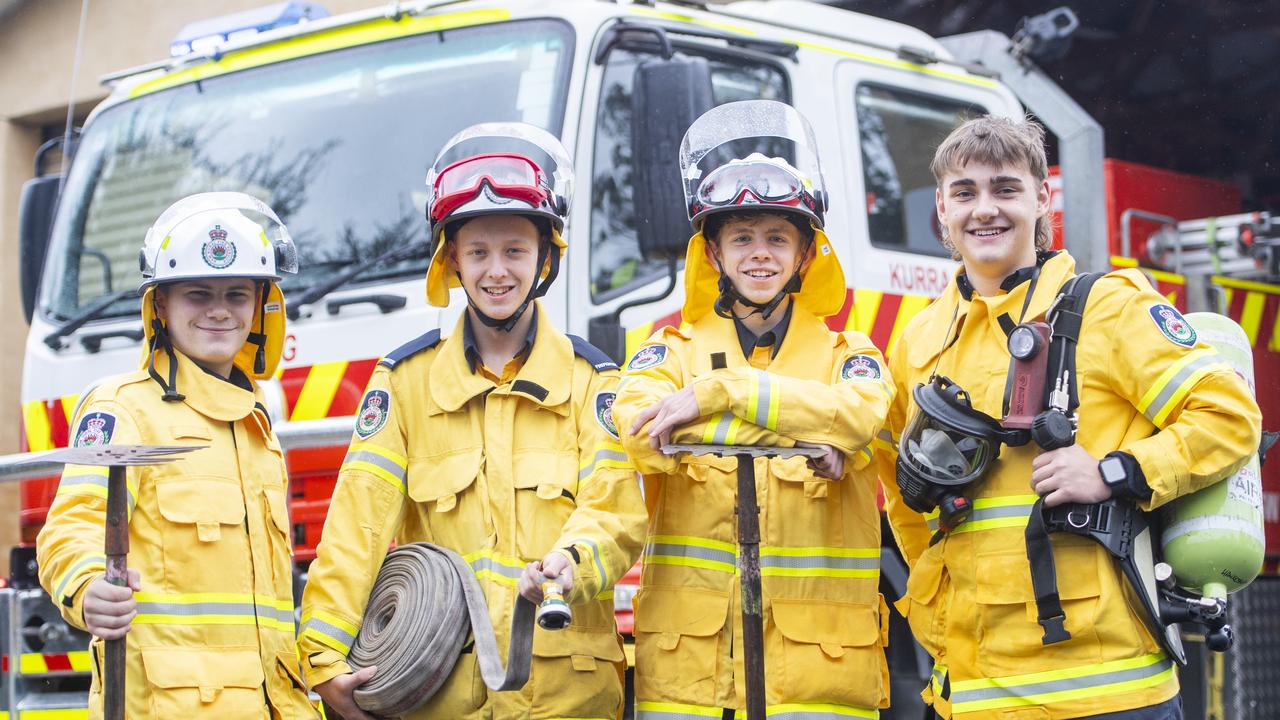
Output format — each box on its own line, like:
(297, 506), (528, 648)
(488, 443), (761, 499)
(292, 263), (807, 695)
(856, 84), (986, 258)
(40, 19), (574, 321)
(590, 49), (787, 302)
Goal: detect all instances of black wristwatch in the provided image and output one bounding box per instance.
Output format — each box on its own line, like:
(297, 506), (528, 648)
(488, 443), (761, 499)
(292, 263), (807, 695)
(1099, 455), (1128, 492)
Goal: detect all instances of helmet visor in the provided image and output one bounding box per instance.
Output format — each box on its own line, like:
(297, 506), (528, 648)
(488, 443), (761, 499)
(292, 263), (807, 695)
(429, 153), (549, 224)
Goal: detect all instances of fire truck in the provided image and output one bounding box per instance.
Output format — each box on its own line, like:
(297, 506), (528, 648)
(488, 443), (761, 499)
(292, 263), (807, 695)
(2, 1), (1275, 717)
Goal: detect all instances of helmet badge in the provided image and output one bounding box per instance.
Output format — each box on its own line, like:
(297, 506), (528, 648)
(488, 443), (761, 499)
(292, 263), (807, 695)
(202, 225), (237, 269)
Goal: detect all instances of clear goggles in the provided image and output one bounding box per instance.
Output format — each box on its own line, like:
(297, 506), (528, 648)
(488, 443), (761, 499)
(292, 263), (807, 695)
(428, 153), (550, 224)
(692, 159), (819, 217)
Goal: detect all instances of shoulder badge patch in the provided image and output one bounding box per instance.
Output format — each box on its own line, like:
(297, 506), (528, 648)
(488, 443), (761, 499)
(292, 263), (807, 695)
(73, 411), (116, 447)
(627, 344), (668, 372)
(841, 354), (882, 381)
(1148, 304), (1197, 348)
(355, 390), (391, 439)
(594, 391), (619, 439)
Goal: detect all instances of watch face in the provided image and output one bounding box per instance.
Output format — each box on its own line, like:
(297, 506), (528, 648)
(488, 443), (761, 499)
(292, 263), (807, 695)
(1100, 457), (1126, 486)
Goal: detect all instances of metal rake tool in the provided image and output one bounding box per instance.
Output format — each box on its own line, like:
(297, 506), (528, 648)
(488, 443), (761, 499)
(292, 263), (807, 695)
(662, 443), (825, 720)
(23, 444), (204, 720)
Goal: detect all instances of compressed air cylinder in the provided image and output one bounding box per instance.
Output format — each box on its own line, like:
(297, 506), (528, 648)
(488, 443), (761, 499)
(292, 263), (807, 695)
(1159, 312), (1264, 599)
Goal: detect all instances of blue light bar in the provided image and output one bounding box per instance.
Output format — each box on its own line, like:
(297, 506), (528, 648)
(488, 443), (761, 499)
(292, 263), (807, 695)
(169, 2), (330, 57)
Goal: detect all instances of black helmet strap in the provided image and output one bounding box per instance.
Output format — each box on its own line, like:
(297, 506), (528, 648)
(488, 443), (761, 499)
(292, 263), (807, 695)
(146, 293), (186, 403)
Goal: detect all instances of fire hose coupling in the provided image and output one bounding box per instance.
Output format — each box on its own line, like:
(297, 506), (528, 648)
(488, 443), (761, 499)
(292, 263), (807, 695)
(536, 579), (572, 630)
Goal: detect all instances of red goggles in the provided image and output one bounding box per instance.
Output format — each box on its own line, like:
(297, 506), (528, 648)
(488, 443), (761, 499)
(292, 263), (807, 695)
(429, 153), (550, 223)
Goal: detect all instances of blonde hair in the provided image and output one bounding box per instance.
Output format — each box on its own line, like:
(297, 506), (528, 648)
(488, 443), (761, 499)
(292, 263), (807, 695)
(931, 115), (1053, 255)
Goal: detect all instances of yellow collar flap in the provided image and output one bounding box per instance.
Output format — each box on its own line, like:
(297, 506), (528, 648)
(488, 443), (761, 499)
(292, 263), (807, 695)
(150, 348), (258, 422)
(428, 307), (572, 414)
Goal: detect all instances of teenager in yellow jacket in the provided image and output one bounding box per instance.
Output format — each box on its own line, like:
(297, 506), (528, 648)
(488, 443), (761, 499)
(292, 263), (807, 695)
(613, 100), (893, 720)
(36, 193), (316, 719)
(877, 116), (1259, 720)
(299, 123), (645, 720)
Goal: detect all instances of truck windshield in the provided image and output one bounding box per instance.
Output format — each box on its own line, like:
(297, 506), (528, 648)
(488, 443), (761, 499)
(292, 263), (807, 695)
(40, 18), (573, 321)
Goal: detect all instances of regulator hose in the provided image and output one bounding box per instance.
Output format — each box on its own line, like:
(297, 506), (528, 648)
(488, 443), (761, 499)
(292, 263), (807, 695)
(348, 543), (536, 717)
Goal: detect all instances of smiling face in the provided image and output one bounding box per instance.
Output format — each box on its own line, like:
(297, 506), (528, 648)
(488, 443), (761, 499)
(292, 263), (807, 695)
(449, 214), (544, 321)
(707, 212), (811, 307)
(155, 278), (257, 378)
(935, 160), (1051, 287)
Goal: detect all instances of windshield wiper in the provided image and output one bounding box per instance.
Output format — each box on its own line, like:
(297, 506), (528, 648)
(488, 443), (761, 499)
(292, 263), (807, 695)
(286, 241), (428, 320)
(44, 288), (139, 350)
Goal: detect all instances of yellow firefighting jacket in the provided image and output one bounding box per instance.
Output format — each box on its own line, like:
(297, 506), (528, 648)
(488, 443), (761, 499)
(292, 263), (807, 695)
(877, 251), (1260, 719)
(36, 349), (315, 720)
(298, 306), (646, 720)
(613, 303), (894, 719)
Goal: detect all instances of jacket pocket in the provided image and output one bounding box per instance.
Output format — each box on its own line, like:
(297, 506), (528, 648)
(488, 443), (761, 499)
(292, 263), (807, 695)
(898, 547), (946, 659)
(268, 651), (318, 719)
(513, 449), (578, 558)
(634, 586), (729, 703)
(531, 627), (625, 719)
(685, 453), (738, 483)
(141, 646), (266, 717)
(974, 539), (1103, 677)
(155, 479), (248, 581)
(770, 597), (888, 709)
(264, 486), (294, 588)
(408, 449), (485, 550)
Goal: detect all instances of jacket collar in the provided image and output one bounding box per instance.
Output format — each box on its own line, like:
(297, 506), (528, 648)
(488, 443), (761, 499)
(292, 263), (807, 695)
(150, 348), (259, 422)
(689, 302), (832, 380)
(430, 302), (572, 414)
(904, 250), (1077, 370)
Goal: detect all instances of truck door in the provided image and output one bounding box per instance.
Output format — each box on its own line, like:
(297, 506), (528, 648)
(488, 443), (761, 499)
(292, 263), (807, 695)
(835, 60), (1017, 311)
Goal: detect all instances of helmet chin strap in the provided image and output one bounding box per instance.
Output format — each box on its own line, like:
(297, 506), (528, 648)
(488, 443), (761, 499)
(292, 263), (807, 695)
(147, 293), (186, 403)
(460, 240), (560, 333)
(246, 281), (270, 375)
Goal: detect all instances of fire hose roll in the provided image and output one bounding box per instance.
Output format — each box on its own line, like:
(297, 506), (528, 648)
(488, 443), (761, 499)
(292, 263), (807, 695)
(348, 542), (536, 717)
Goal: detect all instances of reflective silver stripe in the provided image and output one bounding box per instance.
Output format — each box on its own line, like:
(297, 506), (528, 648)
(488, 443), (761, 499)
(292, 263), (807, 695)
(636, 709), (721, 720)
(951, 657), (1173, 706)
(753, 371), (773, 428)
(55, 555), (106, 602)
(579, 448), (630, 481)
(711, 412), (734, 444)
(59, 472), (137, 509)
(342, 450), (407, 483)
(1143, 353), (1221, 423)
(578, 538), (610, 587)
(468, 555), (523, 580)
(768, 711), (877, 719)
(302, 617), (356, 649)
(926, 502), (1035, 532)
(644, 541), (737, 567)
(759, 555), (879, 571)
(136, 601), (294, 625)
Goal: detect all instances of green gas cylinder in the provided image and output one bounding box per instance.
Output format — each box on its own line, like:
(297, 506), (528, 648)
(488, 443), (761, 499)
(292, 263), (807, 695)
(1159, 312), (1264, 600)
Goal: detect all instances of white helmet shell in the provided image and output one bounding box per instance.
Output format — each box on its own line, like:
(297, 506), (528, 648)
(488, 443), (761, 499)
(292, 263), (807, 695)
(140, 192), (297, 290)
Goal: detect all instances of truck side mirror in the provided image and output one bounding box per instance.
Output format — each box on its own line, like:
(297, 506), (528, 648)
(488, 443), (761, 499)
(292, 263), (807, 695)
(19, 136), (74, 324)
(19, 176), (60, 324)
(631, 53), (713, 260)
